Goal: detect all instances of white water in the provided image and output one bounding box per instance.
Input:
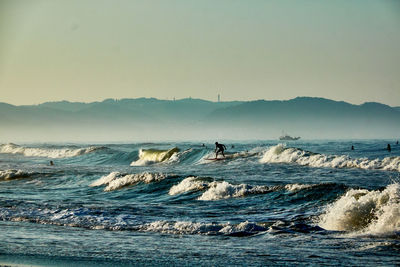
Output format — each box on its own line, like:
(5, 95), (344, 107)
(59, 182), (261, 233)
(199, 148), (262, 164)
(169, 177), (320, 200)
(90, 172), (167, 191)
(198, 181), (271, 201)
(284, 183), (316, 192)
(138, 220), (265, 235)
(318, 183), (400, 235)
(168, 177), (208, 195)
(260, 144), (400, 172)
(0, 143), (103, 158)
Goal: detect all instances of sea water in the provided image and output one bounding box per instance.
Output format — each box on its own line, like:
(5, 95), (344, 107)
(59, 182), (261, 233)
(0, 140), (399, 266)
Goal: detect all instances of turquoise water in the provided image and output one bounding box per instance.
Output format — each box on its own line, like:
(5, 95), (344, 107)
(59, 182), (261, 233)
(0, 140), (399, 266)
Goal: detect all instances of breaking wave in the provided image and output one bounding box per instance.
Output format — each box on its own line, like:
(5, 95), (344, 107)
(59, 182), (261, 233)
(199, 148), (262, 164)
(130, 147), (180, 166)
(0, 169), (33, 180)
(168, 176), (209, 195)
(90, 171), (167, 191)
(260, 144), (400, 172)
(198, 181), (272, 201)
(169, 177), (318, 200)
(318, 183), (400, 235)
(169, 177), (271, 200)
(0, 143), (106, 158)
(284, 183), (316, 192)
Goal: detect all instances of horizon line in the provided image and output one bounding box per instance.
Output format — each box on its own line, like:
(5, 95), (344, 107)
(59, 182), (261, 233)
(1, 96), (398, 108)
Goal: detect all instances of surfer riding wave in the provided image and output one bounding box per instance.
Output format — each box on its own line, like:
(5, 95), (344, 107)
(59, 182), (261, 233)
(215, 142), (226, 159)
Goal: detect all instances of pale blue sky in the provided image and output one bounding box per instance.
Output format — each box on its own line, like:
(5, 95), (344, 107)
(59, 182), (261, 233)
(1, 0), (399, 105)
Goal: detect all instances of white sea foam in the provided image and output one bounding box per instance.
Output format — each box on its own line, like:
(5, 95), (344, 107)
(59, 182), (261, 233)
(167, 148), (193, 163)
(219, 221), (267, 234)
(169, 177), (313, 200)
(318, 183), (400, 235)
(168, 177), (208, 195)
(0, 169), (32, 180)
(199, 148), (261, 164)
(90, 171), (121, 187)
(130, 147), (179, 166)
(260, 144), (400, 172)
(138, 220), (265, 235)
(285, 183), (316, 192)
(229, 149), (261, 159)
(169, 177), (271, 200)
(139, 220), (213, 234)
(198, 181), (271, 201)
(90, 172), (167, 191)
(0, 143), (104, 158)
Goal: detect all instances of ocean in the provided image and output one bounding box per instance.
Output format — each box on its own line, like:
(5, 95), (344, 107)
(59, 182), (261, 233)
(0, 140), (399, 266)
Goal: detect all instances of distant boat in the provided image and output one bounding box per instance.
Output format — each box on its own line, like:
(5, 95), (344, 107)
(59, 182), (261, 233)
(279, 132), (300, 141)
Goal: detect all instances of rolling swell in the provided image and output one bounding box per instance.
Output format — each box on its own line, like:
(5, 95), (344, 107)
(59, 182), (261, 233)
(99, 150), (139, 165)
(0, 143), (108, 158)
(0, 175), (354, 236)
(0, 201), (322, 236)
(0, 202), (270, 235)
(90, 171), (348, 205)
(169, 177), (347, 201)
(260, 144), (400, 172)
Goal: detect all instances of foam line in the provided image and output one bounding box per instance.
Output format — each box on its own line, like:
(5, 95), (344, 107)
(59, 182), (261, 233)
(260, 144), (400, 172)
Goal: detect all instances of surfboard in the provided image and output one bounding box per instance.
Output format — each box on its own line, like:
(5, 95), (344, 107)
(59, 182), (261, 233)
(205, 157), (226, 161)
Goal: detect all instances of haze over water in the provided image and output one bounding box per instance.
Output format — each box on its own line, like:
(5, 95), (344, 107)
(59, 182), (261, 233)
(1, 1), (400, 266)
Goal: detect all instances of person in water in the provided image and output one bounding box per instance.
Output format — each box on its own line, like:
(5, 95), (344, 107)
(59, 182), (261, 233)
(351, 145), (354, 150)
(387, 144), (391, 152)
(215, 142), (226, 158)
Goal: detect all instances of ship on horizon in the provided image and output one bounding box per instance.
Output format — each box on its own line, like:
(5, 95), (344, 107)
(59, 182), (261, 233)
(279, 132), (301, 141)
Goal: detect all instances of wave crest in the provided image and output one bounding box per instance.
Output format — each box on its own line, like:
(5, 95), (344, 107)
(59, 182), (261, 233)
(130, 147), (179, 166)
(90, 171), (167, 191)
(0, 143), (106, 158)
(199, 181), (271, 201)
(169, 177), (273, 200)
(0, 169), (33, 180)
(260, 144), (400, 172)
(168, 177), (208, 195)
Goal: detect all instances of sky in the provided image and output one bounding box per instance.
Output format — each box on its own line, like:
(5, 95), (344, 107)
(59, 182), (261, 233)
(0, 0), (399, 106)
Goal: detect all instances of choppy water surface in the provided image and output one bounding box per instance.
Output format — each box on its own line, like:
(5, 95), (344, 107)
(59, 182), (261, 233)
(0, 140), (399, 266)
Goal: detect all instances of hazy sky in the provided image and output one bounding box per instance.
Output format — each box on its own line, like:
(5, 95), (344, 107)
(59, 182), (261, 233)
(1, 0), (399, 106)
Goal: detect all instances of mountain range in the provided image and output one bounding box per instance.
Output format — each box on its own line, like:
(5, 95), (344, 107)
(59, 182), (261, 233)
(1, 97), (399, 142)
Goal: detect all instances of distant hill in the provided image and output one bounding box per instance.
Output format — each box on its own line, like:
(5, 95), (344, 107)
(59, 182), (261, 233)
(206, 97), (400, 139)
(0, 97), (399, 142)
(39, 100), (94, 112)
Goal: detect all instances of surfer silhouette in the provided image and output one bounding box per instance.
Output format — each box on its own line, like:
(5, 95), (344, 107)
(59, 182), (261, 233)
(387, 144), (391, 152)
(215, 142), (226, 158)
